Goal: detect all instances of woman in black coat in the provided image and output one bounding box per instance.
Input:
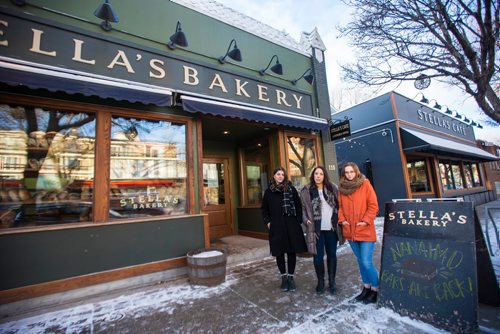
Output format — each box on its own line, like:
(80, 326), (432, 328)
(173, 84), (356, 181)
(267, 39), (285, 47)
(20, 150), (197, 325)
(261, 167), (307, 292)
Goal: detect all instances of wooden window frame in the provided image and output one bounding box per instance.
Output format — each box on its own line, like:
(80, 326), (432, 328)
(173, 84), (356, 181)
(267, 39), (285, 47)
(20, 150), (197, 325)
(0, 93), (194, 233)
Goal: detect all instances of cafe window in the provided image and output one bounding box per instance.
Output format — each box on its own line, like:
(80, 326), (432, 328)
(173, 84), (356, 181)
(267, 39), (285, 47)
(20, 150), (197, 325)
(109, 116), (187, 219)
(239, 140), (269, 206)
(439, 161), (454, 190)
(463, 162), (482, 188)
(438, 159), (477, 190)
(406, 158), (431, 193)
(0, 104), (95, 229)
(286, 133), (318, 189)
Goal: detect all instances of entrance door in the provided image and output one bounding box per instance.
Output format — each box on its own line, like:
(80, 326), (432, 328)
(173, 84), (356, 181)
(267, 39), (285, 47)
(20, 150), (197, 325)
(202, 157), (233, 239)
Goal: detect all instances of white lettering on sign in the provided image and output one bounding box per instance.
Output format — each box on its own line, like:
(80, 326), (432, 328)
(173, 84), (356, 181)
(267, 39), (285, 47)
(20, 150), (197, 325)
(0, 20), (8, 47)
(2, 15), (312, 113)
(30, 29), (56, 56)
(417, 109), (467, 136)
(72, 39), (95, 65)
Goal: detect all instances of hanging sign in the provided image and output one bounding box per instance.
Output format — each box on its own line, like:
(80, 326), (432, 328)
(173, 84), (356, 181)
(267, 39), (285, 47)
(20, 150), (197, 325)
(329, 120), (350, 140)
(379, 201), (478, 333)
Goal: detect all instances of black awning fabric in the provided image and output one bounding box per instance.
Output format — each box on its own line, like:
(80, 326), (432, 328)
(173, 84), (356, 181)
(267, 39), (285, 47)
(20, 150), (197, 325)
(401, 126), (498, 161)
(181, 95), (328, 131)
(0, 63), (172, 107)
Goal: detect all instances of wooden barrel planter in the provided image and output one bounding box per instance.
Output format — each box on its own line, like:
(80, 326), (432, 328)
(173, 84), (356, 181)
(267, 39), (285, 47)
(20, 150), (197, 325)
(186, 248), (227, 286)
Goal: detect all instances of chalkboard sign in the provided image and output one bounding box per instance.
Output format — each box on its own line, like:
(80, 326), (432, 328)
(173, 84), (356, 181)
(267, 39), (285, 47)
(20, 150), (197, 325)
(379, 201), (478, 333)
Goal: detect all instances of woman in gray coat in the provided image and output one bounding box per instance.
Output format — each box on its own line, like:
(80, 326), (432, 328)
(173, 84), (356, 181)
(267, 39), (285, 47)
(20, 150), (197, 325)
(262, 167), (307, 292)
(300, 166), (345, 294)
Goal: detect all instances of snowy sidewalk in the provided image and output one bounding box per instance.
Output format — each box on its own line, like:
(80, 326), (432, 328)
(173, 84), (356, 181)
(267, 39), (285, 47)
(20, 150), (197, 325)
(0, 210), (499, 334)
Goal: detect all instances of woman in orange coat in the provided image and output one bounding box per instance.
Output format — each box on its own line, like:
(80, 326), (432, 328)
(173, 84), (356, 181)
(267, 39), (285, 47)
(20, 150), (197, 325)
(338, 162), (379, 304)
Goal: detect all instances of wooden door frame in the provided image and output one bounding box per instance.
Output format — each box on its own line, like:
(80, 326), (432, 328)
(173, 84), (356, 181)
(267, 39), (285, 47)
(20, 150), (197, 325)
(200, 155), (234, 239)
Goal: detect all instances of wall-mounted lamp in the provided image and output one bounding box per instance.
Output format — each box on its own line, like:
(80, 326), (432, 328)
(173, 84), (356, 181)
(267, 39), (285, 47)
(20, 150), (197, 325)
(291, 68), (314, 85)
(259, 55), (283, 76)
(454, 112), (462, 120)
(444, 107), (453, 115)
(409, 92), (429, 104)
(428, 99), (441, 110)
(94, 0), (119, 31)
(167, 21), (188, 49)
(477, 123), (483, 129)
(463, 117), (470, 123)
(218, 39), (242, 64)
(470, 121), (478, 127)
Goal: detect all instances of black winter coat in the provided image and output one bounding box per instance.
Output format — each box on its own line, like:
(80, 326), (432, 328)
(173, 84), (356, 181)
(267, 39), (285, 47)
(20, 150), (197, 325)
(261, 186), (307, 256)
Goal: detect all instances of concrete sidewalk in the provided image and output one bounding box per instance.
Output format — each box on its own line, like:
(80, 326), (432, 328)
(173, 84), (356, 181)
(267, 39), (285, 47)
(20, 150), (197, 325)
(0, 200), (499, 333)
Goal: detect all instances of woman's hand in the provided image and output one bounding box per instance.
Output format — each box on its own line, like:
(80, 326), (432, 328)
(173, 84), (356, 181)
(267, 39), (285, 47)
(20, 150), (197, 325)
(356, 221), (367, 226)
(306, 220), (312, 225)
(267, 223), (270, 229)
(341, 221), (350, 226)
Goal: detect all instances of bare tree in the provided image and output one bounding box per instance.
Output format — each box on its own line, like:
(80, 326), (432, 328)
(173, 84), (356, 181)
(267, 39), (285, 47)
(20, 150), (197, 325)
(339, 0), (499, 123)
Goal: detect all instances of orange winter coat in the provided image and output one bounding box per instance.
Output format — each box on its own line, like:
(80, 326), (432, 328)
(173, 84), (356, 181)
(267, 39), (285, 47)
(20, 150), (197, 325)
(338, 179), (378, 242)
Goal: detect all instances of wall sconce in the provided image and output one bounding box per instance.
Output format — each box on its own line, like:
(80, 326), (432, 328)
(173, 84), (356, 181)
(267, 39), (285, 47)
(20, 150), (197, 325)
(291, 68), (314, 85)
(444, 107), (453, 115)
(454, 112), (463, 119)
(259, 55), (283, 76)
(470, 121), (478, 127)
(218, 39), (242, 64)
(94, 0), (119, 31)
(463, 117), (471, 123)
(477, 123), (483, 129)
(167, 21), (188, 49)
(428, 99), (441, 110)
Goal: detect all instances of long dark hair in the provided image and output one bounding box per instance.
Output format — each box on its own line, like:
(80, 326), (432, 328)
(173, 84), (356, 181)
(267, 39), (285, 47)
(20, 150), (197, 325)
(271, 166), (290, 191)
(309, 166), (333, 193)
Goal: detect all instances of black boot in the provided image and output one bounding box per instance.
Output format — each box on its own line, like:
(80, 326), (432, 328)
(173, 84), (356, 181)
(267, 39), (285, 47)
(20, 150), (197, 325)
(363, 290), (378, 304)
(287, 274), (296, 292)
(280, 274), (289, 292)
(352, 287), (371, 302)
(327, 257), (337, 295)
(314, 264), (325, 294)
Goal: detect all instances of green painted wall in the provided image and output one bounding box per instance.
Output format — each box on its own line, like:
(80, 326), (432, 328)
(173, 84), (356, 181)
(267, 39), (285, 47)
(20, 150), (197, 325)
(0, 215), (206, 290)
(0, 0), (315, 99)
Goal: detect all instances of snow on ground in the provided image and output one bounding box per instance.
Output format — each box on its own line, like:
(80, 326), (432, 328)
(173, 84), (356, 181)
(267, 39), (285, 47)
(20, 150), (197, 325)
(0, 216), (498, 333)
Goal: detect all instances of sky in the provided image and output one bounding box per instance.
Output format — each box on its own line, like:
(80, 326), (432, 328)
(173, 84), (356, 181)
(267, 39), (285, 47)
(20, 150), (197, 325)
(215, 0), (500, 145)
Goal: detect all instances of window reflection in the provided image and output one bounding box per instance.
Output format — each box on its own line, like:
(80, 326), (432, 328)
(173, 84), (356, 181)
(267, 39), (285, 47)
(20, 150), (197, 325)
(287, 135), (317, 189)
(0, 104), (95, 228)
(407, 158), (430, 193)
(109, 117), (187, 219)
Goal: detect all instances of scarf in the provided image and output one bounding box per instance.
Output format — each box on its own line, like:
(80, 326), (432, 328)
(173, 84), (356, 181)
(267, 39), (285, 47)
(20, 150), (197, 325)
(310, 184), (338, 234)
(339, 174), (366, 195)
(269, 181), (297, 216)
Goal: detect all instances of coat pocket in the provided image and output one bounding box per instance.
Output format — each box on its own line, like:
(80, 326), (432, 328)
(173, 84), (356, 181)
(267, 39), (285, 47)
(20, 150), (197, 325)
(341, 224), (352, 240)
(355, 224), (371, 239)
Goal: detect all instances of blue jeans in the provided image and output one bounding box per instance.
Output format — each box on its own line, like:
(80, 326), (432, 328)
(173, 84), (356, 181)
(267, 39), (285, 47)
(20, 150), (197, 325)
(313, 230), (338, 265)
(348, 241), (379, 288)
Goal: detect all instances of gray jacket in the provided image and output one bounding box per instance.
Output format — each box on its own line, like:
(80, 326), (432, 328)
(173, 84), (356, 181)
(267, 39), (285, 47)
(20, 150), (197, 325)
(300, 183), (345, 255)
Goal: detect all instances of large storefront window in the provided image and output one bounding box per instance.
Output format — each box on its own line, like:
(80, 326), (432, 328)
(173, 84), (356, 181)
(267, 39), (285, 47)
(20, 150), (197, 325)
(109, 116), (187, 219)
(0, 104), (95, 228)
(286, 134), (318, 189)
(406, 158), (431, 193)
(464, 162), (482, 187)
(439, 160), (481, 191)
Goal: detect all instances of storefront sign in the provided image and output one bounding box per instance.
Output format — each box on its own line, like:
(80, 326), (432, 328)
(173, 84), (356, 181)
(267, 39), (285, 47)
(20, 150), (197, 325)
(329, 120), (350, 140)
(379, 201), (478, 333)
(0, 11), (313, 116)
